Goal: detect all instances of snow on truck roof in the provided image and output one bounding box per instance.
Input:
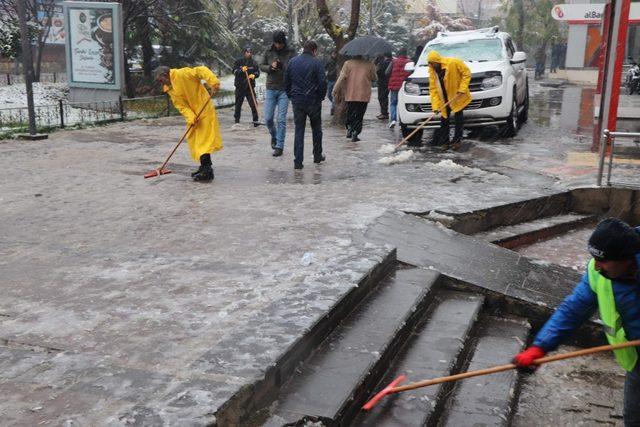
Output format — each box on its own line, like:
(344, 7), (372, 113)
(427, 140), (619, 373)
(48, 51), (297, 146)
(431, 26), (506, 44)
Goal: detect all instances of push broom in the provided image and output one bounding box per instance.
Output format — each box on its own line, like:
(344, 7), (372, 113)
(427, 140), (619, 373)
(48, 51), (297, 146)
(392, 94), (461, 153)
(362, 339), (640, 411)
(144, 90), (215, 179)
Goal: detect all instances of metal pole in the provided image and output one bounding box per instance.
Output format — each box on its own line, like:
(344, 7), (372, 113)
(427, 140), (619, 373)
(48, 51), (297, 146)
(16, 0), (37, 136)
(606, 135), (616, 186)
(597, 129), (610, 186)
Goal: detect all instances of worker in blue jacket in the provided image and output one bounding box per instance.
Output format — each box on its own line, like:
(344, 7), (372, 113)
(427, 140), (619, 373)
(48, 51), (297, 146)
(513, 218), (640, 426)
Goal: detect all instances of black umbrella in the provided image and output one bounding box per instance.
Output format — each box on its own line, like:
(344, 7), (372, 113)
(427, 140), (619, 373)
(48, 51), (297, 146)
(339, 36), (394, 58)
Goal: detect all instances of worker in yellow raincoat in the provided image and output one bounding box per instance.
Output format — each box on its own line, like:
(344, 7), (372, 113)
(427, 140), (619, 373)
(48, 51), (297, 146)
(427, 50), (471, 151)
(154, 65), (223, 182)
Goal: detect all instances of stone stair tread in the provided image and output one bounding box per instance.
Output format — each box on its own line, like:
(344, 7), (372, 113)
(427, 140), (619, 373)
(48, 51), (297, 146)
(353, 291), (484, 426)
(268, 268), (440, 424)
(440, 316), (530, 427)
(472, 213), (597, 244)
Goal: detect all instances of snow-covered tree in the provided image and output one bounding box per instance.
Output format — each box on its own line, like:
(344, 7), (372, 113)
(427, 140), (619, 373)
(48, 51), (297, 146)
(412, 0), (475, 44)
(0, 20), (20, 59)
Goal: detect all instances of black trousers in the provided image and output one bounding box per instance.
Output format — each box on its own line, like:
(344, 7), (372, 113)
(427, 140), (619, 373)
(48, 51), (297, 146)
(234, 87), (258, 122)
(346, 101), (368, 135)
(437, 108), (464, 144)
(378, 85), (389, 116)
(292, 102), (323, 166)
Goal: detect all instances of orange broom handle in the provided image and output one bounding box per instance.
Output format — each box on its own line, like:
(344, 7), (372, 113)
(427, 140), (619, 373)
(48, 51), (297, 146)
(392, 339), (640, 393)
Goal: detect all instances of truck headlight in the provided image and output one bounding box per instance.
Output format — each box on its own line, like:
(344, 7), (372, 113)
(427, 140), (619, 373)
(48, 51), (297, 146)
(481, 75), (502, 89)
(404, 82), (420, 95)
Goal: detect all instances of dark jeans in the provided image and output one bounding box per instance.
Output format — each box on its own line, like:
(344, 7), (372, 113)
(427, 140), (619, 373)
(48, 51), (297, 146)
(346, 101), (368, 136)
(437, 108), (464, 144)
(378, 85), (389, 116)
(292, 101), (323, 166)
(625, 362), (640, 426)
(234, 87), (258, 122)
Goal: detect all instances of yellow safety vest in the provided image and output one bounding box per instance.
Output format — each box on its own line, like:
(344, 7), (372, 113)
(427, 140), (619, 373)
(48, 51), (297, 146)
(588, 259), (638, 372)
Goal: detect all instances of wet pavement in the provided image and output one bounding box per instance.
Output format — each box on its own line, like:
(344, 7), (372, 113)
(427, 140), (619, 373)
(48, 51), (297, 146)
(0, 80), (638, 424)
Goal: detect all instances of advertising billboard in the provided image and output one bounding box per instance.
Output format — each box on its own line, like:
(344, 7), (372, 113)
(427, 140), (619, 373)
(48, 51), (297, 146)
(63, 1), (123, 89)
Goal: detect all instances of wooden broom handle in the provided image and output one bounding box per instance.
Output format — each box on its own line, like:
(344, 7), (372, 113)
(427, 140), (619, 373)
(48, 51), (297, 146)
(158, 88), (214, 171)
(392, 339), (640, 393)
(394, 94), (461, 150)
(244, 68), (259, 113)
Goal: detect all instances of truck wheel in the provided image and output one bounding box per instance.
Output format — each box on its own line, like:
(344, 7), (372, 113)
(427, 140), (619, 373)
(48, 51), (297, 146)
(401, 123), (424, 146)
(503, 89), (519, 138)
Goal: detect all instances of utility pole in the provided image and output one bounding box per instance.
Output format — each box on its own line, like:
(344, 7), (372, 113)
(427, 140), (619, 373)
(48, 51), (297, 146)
(476, 0), (483, 27)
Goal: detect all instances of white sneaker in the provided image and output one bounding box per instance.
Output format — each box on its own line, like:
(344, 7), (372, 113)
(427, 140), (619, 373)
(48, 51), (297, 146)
(388, 120), (396, 129)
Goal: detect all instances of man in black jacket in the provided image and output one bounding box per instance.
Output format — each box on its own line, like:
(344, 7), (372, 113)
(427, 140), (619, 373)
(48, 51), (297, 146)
(260, 31), (296, 157)
(285, 40), (327, 170)
(232, 47), (260, 126)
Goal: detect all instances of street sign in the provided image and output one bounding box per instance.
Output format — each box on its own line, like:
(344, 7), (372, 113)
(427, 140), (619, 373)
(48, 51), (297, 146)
(551, 3), (640, 24)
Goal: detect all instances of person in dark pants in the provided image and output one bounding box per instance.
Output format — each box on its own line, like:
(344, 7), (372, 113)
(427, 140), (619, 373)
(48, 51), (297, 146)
(513, 218), (640, 426)
(285, 40), (327, 169)
(325, 50), (338, 115)
(427, 50), (471, 150)
(412, 45), (423, 64)
(332, 55), (376, 142)
(232, 46), (260, 126)
(375, 52), (392, 120)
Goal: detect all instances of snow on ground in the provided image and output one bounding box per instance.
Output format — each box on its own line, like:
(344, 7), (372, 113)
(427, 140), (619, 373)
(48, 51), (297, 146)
(0, 82), (68, 109)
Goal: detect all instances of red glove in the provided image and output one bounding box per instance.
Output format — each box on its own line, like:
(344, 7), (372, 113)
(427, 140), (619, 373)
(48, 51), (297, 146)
(513, 346), (546, 368)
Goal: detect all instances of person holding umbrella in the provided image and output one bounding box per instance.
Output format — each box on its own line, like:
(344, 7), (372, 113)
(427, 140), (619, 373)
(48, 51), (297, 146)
(332, 55), (376, 142)
(333, 36), (393, 142)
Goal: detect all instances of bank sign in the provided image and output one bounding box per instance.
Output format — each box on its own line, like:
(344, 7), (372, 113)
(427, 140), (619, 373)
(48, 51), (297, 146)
(63, 1), (123, 89)
(551, 3), (640, 24)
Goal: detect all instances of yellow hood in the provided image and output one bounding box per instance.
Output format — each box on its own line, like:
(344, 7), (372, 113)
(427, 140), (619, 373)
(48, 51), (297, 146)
(427, 50), (443, 64)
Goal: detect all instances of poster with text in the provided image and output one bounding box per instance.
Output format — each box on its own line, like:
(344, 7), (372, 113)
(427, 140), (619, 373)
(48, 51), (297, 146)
(68, 7), (115, 84)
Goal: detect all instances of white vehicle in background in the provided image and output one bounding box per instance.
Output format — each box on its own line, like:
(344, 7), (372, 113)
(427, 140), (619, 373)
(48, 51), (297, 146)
(398, 26), (529, 145)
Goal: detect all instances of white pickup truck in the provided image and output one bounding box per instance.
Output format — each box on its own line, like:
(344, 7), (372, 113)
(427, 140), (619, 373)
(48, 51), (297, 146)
(398, 27), (529, 145)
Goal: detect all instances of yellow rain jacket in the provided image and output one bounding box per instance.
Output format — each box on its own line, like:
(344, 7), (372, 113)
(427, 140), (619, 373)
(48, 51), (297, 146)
(427, 51), (472, 118)
(164, 66), (223, 162)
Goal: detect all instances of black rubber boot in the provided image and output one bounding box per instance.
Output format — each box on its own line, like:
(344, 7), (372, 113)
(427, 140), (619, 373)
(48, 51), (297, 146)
(191, 166), (203, 177)
(193, 154), (214, 182)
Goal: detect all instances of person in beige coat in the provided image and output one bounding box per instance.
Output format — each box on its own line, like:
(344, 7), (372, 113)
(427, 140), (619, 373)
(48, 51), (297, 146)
(332, 56), (377, 142)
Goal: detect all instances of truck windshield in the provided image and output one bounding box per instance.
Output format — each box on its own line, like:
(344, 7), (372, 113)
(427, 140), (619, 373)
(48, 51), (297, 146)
(418, 38), (504, 64)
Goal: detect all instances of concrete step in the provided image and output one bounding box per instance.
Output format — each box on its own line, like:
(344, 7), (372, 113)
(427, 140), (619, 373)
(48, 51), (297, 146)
(472, 213), (598, 249)
(439, 316), (530, 427)
(266, 268), (441, 426)
(352, 291), (484, 426)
